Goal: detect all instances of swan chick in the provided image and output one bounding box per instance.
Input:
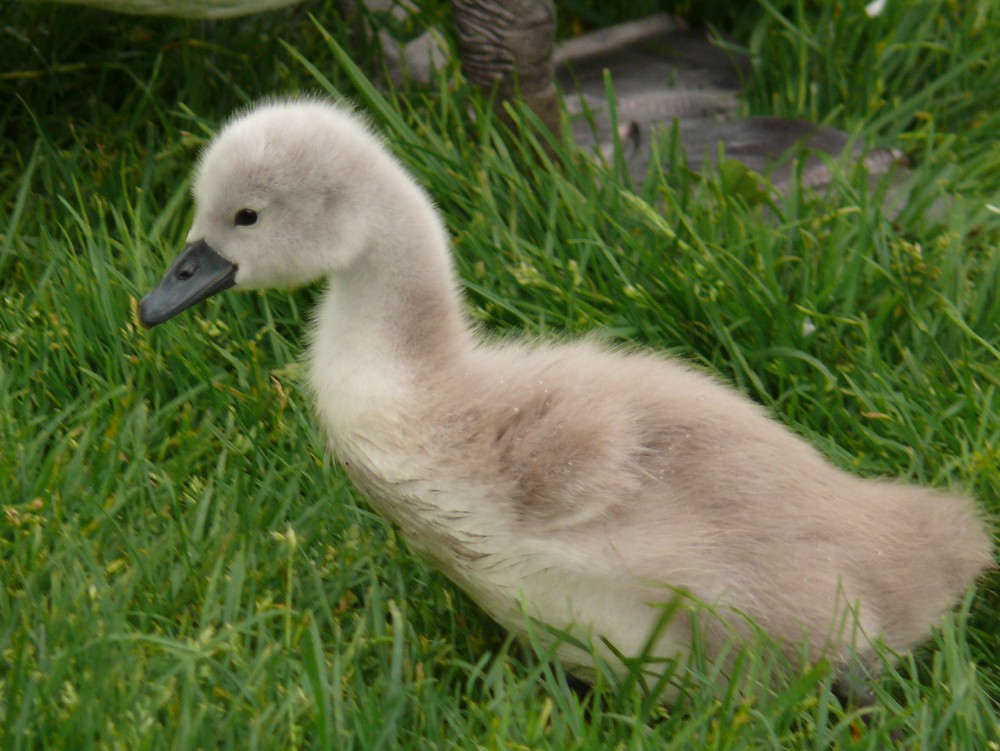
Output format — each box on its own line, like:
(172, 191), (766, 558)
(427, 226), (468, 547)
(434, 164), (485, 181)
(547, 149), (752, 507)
(139, 98), (993, 698)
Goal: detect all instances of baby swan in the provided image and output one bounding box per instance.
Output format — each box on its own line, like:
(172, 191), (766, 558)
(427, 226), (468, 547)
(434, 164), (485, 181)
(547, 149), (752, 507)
(140, 99), (992, 698)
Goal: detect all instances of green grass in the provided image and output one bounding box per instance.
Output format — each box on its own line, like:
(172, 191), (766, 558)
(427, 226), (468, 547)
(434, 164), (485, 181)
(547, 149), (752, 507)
(2, 0), (998, 747)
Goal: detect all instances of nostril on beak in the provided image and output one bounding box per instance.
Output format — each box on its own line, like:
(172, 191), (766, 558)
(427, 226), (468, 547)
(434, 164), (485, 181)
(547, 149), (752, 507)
(177, 264), (196, 281)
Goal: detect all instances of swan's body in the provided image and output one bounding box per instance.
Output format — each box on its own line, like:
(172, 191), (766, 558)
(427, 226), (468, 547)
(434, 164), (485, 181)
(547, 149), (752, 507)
(140, 99), (993, 696)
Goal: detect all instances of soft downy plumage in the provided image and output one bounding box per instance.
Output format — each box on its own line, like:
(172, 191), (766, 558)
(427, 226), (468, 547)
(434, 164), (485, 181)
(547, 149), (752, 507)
(139, 98), (993, 700)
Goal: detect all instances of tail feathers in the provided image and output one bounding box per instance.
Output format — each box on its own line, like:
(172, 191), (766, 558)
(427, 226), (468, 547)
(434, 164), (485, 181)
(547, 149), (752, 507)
(856, 483), (994, 650)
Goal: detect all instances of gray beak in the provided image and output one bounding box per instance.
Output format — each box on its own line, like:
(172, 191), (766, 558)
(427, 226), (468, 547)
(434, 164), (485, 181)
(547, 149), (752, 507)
(139, 240), (238, 328)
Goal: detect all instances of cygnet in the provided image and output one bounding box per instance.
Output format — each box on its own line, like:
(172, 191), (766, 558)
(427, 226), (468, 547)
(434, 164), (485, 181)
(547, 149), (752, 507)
(139, 98), (993, 700)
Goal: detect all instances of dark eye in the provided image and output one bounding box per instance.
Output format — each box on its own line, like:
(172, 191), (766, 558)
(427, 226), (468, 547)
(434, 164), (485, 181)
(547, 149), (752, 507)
(234, 209), (258, 227)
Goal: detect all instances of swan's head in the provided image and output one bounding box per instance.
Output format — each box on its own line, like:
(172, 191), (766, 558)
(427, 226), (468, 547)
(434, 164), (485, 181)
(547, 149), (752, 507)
(139, 98), (393, 327)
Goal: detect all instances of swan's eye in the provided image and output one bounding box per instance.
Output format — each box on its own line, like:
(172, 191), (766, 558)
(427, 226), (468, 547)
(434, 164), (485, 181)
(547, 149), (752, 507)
(234, 209), (258, 227)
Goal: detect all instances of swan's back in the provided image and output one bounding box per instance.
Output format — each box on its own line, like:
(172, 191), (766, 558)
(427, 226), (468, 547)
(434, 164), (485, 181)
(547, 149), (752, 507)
(336, 337), (992, 664)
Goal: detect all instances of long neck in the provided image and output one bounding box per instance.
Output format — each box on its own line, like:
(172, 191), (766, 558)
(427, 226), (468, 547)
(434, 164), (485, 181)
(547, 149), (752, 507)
(308, 177), (473, 432)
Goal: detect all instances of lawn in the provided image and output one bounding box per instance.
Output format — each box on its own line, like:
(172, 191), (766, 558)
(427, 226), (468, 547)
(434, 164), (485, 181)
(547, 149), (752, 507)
(1, 0), (998, 748)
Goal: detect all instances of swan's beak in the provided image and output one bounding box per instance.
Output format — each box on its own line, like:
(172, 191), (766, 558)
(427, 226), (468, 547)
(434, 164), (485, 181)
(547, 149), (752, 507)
(139, 240), (238, 328)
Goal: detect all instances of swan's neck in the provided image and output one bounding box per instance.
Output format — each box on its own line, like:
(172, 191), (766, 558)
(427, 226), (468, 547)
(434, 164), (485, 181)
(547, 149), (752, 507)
(307, 196), (472, 434)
